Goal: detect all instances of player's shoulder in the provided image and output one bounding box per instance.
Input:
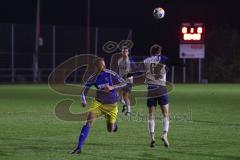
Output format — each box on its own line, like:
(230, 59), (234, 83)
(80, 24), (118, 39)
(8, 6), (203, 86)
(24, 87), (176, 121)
(160, 55), (168, 63)
(104, 69), (118, 76)
(143, 56), (150, 62)
(144, 56), (155, 63)
(161, 55), (168, 60)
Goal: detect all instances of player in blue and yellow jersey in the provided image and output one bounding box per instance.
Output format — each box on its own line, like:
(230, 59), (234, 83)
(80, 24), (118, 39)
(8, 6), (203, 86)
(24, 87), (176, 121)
(71, 58), (126, 154)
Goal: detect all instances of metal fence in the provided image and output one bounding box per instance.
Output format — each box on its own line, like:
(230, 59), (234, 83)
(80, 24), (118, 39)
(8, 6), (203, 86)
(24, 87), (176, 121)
(1, 23), (205, 84)
(0, 23), (132, 83)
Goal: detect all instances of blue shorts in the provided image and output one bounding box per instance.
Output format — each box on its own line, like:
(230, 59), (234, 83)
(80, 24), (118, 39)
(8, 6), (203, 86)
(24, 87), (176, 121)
(122, 83), (132, 93)
(147, 85), (169, 107)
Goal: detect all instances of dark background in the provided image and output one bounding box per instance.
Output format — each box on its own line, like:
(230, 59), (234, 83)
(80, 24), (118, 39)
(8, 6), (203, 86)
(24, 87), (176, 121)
(0, 0), (240, 82)
(1, 0), (239, 52)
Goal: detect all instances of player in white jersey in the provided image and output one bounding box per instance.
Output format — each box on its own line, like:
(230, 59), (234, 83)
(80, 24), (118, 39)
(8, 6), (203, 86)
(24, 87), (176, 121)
(117, 47), (133, 116)
(143, 44), (170, 148)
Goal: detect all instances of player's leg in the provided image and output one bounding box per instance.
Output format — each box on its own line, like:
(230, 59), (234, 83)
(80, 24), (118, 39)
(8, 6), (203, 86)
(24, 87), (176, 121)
(156, 85), (170, 148)
(123, 83), (132, 116)
(123, 91), (131, 116)
(119, 89), (125, 104)
(160, 104), (169, 135)
(119, 89), (126, 112)
(72, 100), (102, 154)
(104, 104), (118, 132)
(159, 94), (170, 148)
(71, 112), (96, 154)
(147, 98), (157, 147)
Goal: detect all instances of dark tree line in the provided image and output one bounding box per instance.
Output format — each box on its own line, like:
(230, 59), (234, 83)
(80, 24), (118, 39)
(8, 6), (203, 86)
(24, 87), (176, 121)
(203, 26), (240, 82)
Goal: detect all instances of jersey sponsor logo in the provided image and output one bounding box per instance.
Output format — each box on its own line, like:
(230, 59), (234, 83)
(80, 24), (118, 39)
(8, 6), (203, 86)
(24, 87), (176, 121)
(97, 83), (109, 89)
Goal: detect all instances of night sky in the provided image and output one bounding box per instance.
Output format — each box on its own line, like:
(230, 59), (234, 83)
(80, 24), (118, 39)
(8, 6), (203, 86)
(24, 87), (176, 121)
(0, 0), (239, 57)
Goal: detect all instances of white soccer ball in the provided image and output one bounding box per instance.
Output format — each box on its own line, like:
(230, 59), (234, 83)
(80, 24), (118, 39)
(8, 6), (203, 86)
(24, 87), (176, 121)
(153, 7), (165, 19)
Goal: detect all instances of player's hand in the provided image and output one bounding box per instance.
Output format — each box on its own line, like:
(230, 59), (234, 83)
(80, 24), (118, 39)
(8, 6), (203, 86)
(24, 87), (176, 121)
(81, 102), (87, 107)
(104, 85), (114, 92)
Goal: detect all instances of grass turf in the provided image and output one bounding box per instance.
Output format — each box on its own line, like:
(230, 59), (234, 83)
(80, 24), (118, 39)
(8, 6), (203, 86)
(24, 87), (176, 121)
(0, 84), (240, 160)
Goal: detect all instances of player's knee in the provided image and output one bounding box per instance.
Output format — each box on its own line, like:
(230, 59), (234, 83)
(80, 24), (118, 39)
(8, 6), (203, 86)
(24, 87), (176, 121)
(161, 109), (167, 115)
(161, 105), (169, 116)
(148, 113), (155, 120)
(123, 96), (128, 102)
(86, 120), (94, 127)
(161, 110), (168, 117)
(123, 92), (128, 98)
(87, 112), (96, 125)
(148, 107), (155, 115)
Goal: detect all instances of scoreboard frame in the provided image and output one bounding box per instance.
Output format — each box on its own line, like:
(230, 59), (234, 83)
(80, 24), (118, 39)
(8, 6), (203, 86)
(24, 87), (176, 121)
(180, 22), (205, 44)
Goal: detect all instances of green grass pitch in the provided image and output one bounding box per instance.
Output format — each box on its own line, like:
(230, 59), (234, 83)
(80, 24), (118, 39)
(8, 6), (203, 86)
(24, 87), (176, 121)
(0, 84), (240, 160)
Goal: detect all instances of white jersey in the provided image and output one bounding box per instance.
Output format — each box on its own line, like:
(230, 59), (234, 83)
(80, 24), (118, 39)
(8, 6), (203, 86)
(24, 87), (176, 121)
(143, 55), (167, 86)
(117, 57), (133, 83)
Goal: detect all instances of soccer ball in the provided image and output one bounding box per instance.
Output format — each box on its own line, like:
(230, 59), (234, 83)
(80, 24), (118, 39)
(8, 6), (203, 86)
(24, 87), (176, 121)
(153, 7), (165, 19)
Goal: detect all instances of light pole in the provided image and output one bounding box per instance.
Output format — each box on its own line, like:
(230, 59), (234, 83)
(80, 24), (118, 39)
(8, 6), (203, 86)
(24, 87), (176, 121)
(86, 0), (91, 54)
(33, 0), (40, 83)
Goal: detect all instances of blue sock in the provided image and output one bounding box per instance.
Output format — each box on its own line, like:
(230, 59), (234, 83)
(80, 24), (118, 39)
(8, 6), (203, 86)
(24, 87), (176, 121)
(113, 123), (118, 132)
(77, 123), (90, 149)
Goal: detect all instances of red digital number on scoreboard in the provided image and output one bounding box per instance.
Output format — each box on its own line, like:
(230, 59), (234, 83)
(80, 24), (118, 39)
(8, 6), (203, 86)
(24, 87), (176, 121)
(180, 23), (205, 43)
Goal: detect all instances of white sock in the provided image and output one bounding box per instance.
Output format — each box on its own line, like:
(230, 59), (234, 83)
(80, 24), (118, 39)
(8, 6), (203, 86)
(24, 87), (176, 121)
(148, 119), (155, 141)
(162, 117), (169, 135)
(125, 99), (131, 113)
(126, 104), (131, 113)
(120, 98), (126, 105)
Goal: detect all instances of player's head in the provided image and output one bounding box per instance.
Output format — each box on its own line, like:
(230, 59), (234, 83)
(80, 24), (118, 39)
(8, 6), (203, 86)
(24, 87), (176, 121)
(94, 57), (106, 72)
(121, 47), (130, 58)
(150, 44), (162, 56)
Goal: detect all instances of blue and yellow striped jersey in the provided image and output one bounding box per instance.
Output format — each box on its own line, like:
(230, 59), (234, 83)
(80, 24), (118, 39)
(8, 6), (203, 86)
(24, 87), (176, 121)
(81, 69), (126, 104)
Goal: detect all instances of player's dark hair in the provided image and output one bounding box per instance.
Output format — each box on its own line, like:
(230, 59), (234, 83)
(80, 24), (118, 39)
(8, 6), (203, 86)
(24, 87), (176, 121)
(150, 44), (162, 55)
